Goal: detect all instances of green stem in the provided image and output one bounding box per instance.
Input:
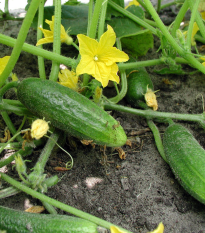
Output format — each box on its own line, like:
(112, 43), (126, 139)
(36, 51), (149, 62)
(49, 0), (61, 81)
(0, 175), (58, 199)
(186, 0), (200, 51)
(146, 119), (168, 163)
(0, 146), (33, 168)
(37, 0), (46, 79)
(0, 34), (77, 67)
(35, 130), (60, 173)
(0, 142), (21, 150)
(0, 81), (18, 103)
(0, 172), (132, 232)
(0, 129), (30, 154)
(108, 39), (127, 103)
(1, 112), (23, 142)
(188, 0), (205, 41)
(87, 0), (94, 36)
(108, 0), (157, 35)
(160, 1), (176, 10)
(171, 0), (189, 37)
(42, 201), (57, 214)
(0, 0), (41, 88)
(88, 0), (103, 38)
(157, 0), (162, 13)
(103, 102), (205, 124)
(144, 0), (205, 74)
(2, 99), (24, 107)
(0, 102), (33, 116)
(4, 0), (9, 14)
(98, 0), (108, 39)
(118, 57), (189, 70)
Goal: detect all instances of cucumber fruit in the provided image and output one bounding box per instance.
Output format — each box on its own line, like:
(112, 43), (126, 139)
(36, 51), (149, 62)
(17, 78), (127, 147)
(125, 67), (154, 108)
(0, 205), (98, 233)
(163, 123), (205, 204)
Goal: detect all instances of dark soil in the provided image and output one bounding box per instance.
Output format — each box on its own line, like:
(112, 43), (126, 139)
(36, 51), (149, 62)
(1, 7), (205, 233)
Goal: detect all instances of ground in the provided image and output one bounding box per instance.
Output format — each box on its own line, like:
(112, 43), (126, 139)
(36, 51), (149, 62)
(1, 5), (205, 233)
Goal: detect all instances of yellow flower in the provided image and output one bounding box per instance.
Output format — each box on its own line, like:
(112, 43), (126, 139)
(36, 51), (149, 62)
(31, 119), (49, 140)
(110, 226), (126, 233)
(183, 22), (199, 46)
(144, 86), (158, 111)
(0, 56), (10, 75)
(76, 25), (129, 87)
(125, 0), (140, 9)
(58, 68), (79, 90)
(148, 222), (164, 233)
(36, 16), (73, 46)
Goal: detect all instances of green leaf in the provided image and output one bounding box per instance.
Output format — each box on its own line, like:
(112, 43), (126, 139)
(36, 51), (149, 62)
(106, 0), (125, 20)
(32, 5), (89, 35)
(121, 30), (154, 57)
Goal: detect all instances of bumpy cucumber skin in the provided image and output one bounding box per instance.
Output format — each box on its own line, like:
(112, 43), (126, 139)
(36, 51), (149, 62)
(17, 78), (127, 147)
(163, 124), (205, 204)
(125, 67), (154, 108)
(0, 206), (97, 233)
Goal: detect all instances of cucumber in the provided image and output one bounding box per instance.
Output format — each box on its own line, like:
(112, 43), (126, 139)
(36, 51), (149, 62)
(17, 78), (127, 147)
(0, 205), (98, 233)
(163, 123), (205, 204)
(125, 67), (154, 108)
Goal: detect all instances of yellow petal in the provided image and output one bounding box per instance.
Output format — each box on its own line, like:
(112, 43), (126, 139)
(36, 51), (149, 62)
(108, 63), (120, 84)
(110, 226), (127, 233)
(148, 222), (164, 233)
(39, 28), (53, 38)
(98, 25), (116, 48)
(36, 37), (54, 46)
(99, 46), (129, 66)
(191, 22), (199, 46)
(58, 69), (78, 90)
(76, 54), (96, 76)
(0, 56), (10, 75)
(77, 34), (98, 56)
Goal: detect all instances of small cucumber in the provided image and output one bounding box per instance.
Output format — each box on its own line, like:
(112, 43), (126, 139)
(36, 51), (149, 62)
(125, 67), (154, 108)
(17, 78), (127, 147)
(0, 205), (98, 233)
(163, 123), (205, 204)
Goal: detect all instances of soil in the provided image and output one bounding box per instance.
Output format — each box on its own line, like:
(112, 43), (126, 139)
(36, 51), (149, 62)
(1, 4), (205, 233)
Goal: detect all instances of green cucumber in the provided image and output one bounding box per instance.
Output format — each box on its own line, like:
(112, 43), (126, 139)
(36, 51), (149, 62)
(0, 205), (98, 233)
(17, 78), (127, 147)
(125, 67), (154, 108)
(163, 123), (205, 204)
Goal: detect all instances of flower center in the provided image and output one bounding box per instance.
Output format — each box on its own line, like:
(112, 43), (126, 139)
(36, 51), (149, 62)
(93, 55), (99, 61)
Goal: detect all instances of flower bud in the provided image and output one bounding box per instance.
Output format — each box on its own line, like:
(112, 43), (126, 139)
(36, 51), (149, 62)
(144, 87), (158, 111)
(31, 119), (49, 140)
(15, 154), (27, 175)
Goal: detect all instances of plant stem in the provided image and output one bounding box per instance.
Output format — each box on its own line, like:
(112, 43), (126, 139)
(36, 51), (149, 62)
(37, 0), (46, 79)
(109, 39), (127, 103)
(0, 34), (77, 67)
(186, 0), (200, 51)
(35, 130), (60, 173)
(188, 0), (205, 41)
(157, 0), (162, 13)
(0, 172), (133, 233)
(98, 0), (108, 39)
(1, 112), (23, 142)
(103, 102), (205, 124)
(144, 0), (205, 74)
(171, 0), (189, 37)
(146, 119), (167, 163)
(0, 0), (42, 88)
(88, 0), (103, 38)
(49, 0), (61, 81)
(87, 0), (93, 36)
